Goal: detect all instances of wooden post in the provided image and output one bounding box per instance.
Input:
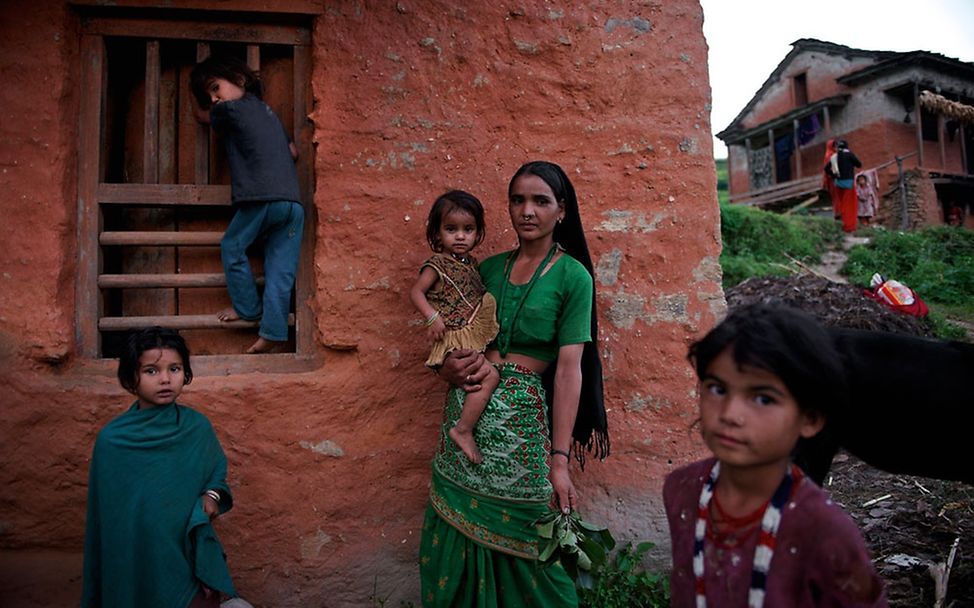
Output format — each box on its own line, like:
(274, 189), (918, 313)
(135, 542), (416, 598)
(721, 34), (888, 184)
(768, 128), (777, 185)
(745, 137), (752, 191)
(792, 118), (802, 179)
(77, 35), (107, 357)
(144, 40), (160, 184)
(896, 155), (909, 230)
(247, 44), (260, 71)
(938, 114), (946, 170)
(914, 82), (924, 167)
(823, 106), (831, 138)
(293, 44), (314, 354)
(194, 43), (210, 185)
(961, 123), (969, 176)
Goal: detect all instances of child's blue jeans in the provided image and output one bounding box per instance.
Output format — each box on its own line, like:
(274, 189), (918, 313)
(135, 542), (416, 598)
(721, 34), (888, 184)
(221, 200), (304, 342)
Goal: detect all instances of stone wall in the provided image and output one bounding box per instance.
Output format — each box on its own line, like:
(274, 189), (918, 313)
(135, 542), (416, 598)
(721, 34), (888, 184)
(878, 168), (941, 230)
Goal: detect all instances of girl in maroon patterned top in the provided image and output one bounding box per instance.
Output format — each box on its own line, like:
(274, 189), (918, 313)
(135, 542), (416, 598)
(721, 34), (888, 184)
(664, 304), (887, 607)
(410, 190), (499, 464)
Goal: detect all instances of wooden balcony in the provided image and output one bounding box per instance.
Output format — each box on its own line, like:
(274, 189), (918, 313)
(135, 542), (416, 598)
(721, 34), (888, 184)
(728, 176), (825, 210)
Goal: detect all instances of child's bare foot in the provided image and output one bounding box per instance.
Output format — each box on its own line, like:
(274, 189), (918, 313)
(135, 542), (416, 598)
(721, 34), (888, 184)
(449, 426), (483, 464)
(245, 337), (286, 354)
(216, 307), (241, 322)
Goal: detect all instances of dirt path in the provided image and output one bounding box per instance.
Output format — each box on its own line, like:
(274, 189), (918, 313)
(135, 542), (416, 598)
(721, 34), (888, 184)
(816, 234), (974, 341)
(812, 234), (870, 283)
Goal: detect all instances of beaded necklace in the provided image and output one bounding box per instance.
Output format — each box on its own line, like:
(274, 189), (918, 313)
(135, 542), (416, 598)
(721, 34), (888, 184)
(693, 461), (800, 608)
(495, 244), (558, 356)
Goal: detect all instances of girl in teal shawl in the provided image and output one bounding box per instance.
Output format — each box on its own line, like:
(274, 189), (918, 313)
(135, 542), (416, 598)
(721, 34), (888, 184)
(82, 328), (237, 608)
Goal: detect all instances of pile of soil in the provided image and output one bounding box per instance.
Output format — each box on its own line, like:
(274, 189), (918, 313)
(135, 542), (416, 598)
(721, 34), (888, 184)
(725, 275), (936, 337)
(726, 275), (973, 606)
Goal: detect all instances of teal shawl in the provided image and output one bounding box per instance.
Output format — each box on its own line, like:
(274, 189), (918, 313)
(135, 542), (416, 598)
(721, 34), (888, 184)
(82, 402), (235, 608)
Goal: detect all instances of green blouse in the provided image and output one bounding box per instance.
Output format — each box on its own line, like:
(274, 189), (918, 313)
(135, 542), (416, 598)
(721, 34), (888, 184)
(479, 250), (593, 362)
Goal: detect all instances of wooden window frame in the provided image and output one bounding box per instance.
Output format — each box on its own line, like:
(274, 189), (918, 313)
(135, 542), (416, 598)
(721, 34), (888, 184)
(75, 7), (319, 374)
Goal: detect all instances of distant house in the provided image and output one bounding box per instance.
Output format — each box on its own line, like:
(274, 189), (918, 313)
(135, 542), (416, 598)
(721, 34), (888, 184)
(717, 38), (974, 229)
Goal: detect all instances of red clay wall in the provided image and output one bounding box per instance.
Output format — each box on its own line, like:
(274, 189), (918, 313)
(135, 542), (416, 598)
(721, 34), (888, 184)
(0, 1), (719, 606)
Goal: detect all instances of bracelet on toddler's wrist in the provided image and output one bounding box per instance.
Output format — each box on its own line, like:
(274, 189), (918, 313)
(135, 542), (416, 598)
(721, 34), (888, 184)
(550, 448), (571, 461)
(425, 311), (440, 327)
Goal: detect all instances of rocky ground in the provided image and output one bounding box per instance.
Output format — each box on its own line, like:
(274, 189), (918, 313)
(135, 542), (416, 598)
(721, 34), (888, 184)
(726, 271), (972, 607)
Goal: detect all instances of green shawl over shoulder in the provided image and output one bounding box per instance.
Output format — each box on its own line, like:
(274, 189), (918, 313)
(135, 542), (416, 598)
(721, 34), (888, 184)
(82, 402), (235, 608)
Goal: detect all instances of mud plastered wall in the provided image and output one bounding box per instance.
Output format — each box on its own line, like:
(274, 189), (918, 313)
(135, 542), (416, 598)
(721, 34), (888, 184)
(0, 1), (720, 605)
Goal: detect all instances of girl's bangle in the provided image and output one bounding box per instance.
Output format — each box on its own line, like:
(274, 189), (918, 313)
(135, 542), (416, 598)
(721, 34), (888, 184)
(550, 448), (571, 461)
(425, 311), (440, 327)
(204, 489), (221, 503)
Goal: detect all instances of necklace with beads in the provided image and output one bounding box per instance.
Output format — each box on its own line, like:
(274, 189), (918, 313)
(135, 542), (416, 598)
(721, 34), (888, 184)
(693, 461), (801, 608)
(495, 243), (558, 356)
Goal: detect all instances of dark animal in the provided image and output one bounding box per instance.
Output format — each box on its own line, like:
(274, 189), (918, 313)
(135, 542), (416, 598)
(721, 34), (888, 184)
(794, 327), (974, 486)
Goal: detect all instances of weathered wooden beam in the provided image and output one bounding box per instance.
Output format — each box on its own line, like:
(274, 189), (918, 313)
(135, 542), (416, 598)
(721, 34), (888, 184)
(82, 16), (310, 46)
(915, 82), (925, 167)
(292, 44), (314, 355)
(72, 0), (323, 15)
(100, 273), (227, 288)
(101, 231), (223, 246)
(97, 183), (231, 205)
(99, 273), (265, 289)
(144, 40), (160, 184)
(195, 42), (210, 185)
(938, 114), (947, 169)
(99, 314), (293, 331)
(792, 118), (802, 179)
(961, 123), (969, 175)
(77, 34), (107, 358)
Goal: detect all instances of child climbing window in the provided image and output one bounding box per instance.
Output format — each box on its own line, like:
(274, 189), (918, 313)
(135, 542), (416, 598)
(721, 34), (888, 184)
(410, 191), (500, 463)
(190, 55), (304, 354)
(664, 304), (887, 607)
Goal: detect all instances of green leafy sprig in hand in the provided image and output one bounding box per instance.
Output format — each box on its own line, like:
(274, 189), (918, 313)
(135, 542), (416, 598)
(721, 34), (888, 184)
(535, 510), (615, 589)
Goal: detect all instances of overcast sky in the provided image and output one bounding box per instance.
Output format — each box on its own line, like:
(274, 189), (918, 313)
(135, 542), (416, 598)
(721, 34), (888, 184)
(700, 0), (974, 158)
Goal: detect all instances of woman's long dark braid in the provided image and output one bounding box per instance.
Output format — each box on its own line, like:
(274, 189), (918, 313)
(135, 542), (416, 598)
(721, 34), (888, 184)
(509, 161), (609, 467)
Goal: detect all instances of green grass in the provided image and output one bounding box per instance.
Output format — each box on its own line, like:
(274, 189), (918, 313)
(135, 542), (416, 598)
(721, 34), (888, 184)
(843, 226), (974, 340)
(715, 158), (729, 206)
(718, 195), (974, 340)
(719, 202), (843, 288)
(842, 226), (974, 308)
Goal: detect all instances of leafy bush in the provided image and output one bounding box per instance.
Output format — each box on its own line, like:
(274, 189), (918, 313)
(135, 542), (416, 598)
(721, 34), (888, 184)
(536, 512), (669, 607)
(843, 226), (974, 308)
(577, 542), (670, 608)
(720, 203), (842, 288)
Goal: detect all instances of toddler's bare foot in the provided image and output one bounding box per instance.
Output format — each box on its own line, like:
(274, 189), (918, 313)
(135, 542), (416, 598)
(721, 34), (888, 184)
(449, 426), (483, 464)
(246, 337), (284, 354)
(216, 307), (241, 322)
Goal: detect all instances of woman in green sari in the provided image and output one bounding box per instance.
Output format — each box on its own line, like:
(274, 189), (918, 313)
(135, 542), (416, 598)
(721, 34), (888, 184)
(419, 161), (609, 607)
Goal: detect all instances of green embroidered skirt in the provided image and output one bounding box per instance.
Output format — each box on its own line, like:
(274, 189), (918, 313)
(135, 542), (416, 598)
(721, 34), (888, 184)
(419, 364), (577, 607)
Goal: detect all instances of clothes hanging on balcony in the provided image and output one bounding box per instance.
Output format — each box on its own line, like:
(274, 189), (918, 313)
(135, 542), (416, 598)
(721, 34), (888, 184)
(775, 135), (794, 183)
(798, 114), (821, 146)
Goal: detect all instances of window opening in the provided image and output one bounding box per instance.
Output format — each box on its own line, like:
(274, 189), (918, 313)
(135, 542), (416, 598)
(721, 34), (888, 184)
(793, 73), (808, 107)
(77, 12), (314, 364)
